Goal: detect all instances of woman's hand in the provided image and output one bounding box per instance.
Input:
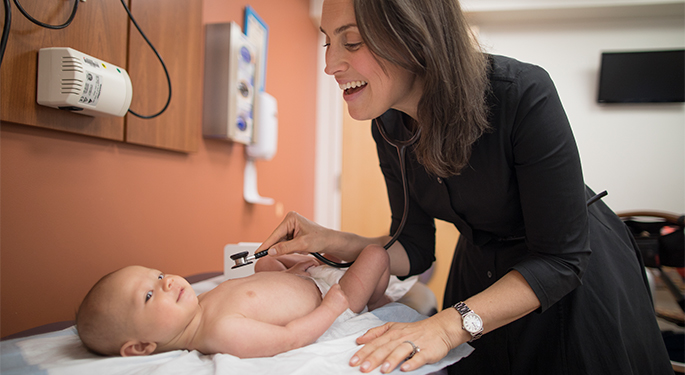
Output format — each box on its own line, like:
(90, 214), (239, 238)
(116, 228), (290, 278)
(257, 211), (334, 256)
(350, 310), (467, 373)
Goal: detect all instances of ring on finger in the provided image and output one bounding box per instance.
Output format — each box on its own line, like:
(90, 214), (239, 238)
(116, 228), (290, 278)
(403, 340), (420, 361)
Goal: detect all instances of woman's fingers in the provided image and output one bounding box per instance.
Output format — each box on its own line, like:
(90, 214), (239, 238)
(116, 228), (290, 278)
(255, 213), (296, 252)
(379, 340), (425, 373)
(350, 318), (456, 373)
(257, 211), (312, 254)
(356, 323), (392, 345)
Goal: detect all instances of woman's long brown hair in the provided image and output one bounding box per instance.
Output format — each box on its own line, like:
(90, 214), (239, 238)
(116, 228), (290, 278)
(355, 0), (491, 177)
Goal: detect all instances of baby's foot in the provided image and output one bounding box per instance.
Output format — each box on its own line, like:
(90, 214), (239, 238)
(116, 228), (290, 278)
(367, 294), (392, 311)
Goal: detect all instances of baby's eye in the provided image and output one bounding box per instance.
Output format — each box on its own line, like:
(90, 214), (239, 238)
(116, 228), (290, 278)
(145, 291), (153, 302)
(158, 274), (164, 280)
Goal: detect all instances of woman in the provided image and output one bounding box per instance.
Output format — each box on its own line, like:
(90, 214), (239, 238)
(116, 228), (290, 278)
(257, 0), (673, 373)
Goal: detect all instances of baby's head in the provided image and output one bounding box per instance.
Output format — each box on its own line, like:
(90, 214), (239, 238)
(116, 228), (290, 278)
(76, 265), (199, 356)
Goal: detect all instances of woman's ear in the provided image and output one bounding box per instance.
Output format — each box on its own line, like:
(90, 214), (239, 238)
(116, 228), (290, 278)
(120, 340), (157, 356)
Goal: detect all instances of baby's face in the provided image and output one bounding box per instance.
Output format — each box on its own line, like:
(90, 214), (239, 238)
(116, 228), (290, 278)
(110, 266), (199, 346)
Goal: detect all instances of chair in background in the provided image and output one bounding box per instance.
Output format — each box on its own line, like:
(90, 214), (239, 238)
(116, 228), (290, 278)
(619, 210), (684, 374)
(619, 210), (684, 312)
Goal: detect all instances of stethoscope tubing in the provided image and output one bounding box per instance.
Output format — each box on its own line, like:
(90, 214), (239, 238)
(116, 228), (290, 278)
(312, 117), (421, 268)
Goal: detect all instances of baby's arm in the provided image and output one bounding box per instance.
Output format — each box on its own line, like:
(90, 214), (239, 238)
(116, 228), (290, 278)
(201, 284), (348, 358)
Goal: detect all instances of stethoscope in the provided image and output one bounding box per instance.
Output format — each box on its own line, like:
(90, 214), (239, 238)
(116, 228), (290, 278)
(230, 117), (421, 269)
(230, 116), (610, 269)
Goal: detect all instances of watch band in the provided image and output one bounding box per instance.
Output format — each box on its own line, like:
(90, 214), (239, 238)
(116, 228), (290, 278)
(454, 301), (472, 315)
(453, 301), (483, 341)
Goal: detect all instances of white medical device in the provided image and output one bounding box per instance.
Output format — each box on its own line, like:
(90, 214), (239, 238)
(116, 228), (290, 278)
(244, 91), (278, 205)
(36, 47), (133, 117)
(203, 22), (257, 144)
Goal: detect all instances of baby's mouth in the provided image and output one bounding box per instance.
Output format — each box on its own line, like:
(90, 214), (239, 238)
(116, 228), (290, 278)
(340, 80), (368, 95)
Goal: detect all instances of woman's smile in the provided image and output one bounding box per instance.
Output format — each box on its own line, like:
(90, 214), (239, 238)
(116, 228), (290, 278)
(340, 80), (368, 99)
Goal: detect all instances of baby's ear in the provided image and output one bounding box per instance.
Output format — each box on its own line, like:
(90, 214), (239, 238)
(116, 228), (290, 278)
(120, 340), (157, 357)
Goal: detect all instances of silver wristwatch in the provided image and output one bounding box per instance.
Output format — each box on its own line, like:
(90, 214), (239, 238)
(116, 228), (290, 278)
(453, 302), (483, 341)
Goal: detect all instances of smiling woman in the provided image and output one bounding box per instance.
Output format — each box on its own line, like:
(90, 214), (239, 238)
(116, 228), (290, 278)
(255, 0), (675, 374)
(320, 0), (424, 121)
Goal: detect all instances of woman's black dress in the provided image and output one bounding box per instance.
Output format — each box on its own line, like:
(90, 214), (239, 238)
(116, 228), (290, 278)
(373, 54), (673, 374)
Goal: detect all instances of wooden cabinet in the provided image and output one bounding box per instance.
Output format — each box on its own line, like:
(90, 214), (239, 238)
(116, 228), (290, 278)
(125, 0), (202, 152)
(0, 0), (201, 152)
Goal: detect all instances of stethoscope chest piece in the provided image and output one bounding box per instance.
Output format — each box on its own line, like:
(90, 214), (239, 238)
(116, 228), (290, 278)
(230, 251), (253, 269)
(230, 249), (269, 269)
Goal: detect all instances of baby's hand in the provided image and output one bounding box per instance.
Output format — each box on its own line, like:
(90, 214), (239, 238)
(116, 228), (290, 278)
(292, 259), (320, 273)
(323, 284), (349, 314)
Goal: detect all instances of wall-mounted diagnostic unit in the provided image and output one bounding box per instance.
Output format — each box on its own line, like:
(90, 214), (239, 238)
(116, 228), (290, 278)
(36, 47), (133, 117)
(203, 22), (257, 144)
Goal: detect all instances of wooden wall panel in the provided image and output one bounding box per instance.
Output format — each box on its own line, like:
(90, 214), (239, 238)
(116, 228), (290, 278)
(124, 0), (202, 152)
(0, 0), (128, 140)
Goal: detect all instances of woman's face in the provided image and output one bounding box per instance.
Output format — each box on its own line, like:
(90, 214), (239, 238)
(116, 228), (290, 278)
(320, 0), (423, 120)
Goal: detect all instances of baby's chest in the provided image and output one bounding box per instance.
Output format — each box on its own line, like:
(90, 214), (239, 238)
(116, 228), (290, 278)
(205, 277), (322, 325)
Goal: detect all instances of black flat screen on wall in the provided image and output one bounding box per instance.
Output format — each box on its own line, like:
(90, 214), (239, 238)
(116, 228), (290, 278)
(597, 49), (685, 103)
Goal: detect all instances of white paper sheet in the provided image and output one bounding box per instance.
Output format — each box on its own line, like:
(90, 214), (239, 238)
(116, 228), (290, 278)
(2, 303), (472, 375)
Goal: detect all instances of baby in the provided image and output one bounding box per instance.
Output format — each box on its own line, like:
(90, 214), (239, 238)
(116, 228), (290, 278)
(76, 244), (390, 358)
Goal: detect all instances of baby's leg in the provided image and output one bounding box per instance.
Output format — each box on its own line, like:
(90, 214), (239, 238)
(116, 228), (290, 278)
(339, 244), (390, 313)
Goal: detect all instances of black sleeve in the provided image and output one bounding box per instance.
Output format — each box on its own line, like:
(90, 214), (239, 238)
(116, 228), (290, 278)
(506, 64), (591, 312)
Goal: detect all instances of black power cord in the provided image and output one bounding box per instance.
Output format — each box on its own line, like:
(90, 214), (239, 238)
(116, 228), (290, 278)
(0, 0), (172, 119)
(2, 0), (78, 68)
(0, 0), (10, 68)
(118, 0), (171, 119)
(13, 0), (78, 29)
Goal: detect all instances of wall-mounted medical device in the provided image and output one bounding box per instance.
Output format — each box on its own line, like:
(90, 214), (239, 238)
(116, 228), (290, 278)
(203, 22), (257, 144)
(36, 47), (133, 117)
(244, 91), (278, 205)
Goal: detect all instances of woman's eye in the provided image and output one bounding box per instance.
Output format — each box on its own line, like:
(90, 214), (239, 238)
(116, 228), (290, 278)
(345, 42), (363, 51)
(145, 291), (153, 302)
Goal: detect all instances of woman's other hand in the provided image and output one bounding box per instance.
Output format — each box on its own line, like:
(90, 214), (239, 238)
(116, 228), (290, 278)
(350, 310), (467, 373)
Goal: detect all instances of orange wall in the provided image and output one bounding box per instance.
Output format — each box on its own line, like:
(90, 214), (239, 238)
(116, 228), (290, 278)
(0, 0), (319, 337)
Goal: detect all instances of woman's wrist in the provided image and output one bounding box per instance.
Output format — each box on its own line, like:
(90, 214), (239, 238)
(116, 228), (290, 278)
(433, 306), (472, 350)
(321, 231), (366, 260)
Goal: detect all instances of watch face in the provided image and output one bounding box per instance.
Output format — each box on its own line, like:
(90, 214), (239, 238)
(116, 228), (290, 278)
(463, 313), (483, 332)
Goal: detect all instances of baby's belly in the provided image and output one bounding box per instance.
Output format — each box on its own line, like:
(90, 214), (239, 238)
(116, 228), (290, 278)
(210, 272), (322, 326)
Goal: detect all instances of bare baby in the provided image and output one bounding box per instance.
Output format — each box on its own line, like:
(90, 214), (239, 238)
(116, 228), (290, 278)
(76, 245), (390, 358)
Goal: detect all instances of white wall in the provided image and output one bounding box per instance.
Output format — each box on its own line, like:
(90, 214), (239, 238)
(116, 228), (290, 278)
(472, 8), (685, 213)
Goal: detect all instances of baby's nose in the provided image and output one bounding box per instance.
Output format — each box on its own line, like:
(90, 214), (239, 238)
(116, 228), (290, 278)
(163, 276), (174, 291)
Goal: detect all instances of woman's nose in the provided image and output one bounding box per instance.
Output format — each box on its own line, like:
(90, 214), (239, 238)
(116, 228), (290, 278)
(324, 46), (346, 76)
